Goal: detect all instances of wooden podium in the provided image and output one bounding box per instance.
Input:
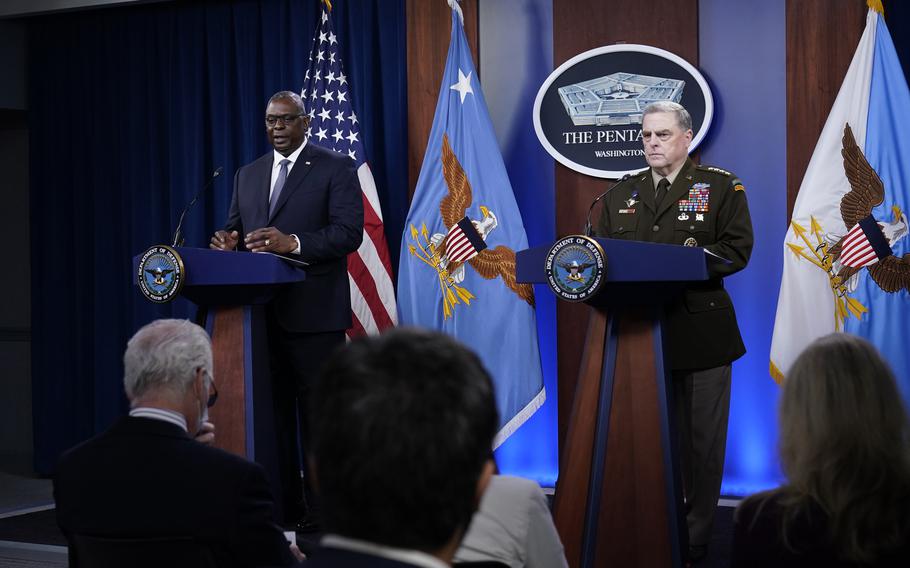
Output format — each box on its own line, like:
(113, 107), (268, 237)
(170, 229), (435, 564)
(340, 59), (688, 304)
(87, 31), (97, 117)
(133, 247), (305, 517)
(517, 238), (723, 568)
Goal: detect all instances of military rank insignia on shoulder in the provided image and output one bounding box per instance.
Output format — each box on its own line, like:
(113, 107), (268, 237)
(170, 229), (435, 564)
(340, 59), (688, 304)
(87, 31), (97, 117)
(696, 164), (732, 177)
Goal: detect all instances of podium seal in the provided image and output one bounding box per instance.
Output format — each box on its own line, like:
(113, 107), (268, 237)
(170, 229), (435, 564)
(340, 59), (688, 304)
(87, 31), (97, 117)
(137, 245), (185, 303)
(544, 235), (606, 302)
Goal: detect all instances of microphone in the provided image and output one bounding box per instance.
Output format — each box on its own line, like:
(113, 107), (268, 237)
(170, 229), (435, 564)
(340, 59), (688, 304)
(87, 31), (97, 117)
(172, 167), (224, 247)
(583, 173), (632, 236)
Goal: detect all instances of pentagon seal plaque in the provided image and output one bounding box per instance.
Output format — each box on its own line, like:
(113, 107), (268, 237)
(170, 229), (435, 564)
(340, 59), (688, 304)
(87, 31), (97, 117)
(137, 245), (185, 303)
(544, 235), (606, 302)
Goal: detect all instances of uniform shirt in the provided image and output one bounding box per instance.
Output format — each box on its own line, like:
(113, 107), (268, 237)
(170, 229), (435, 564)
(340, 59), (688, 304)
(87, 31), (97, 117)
(596, 158), (754, 370)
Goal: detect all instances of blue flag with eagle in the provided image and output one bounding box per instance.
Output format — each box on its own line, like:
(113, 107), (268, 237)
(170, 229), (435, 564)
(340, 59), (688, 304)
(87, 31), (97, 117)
(771, 1), (910, 399)
(397, 4), (544, 448)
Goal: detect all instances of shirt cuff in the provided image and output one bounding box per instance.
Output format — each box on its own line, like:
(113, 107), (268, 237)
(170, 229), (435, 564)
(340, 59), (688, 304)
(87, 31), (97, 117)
(290, 234), (301, 255)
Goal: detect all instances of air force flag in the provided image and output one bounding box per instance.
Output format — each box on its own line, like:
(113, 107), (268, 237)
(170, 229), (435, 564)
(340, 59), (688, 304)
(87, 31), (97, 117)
(771, 3), (910, 401)
(397, 7), (545, 448)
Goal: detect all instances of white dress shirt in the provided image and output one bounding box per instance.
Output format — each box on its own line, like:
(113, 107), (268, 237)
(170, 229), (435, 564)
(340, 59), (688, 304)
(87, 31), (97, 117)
(321, 534), (448, 568)
(129, 407), (187, 432)
(269, 140), (307, 255)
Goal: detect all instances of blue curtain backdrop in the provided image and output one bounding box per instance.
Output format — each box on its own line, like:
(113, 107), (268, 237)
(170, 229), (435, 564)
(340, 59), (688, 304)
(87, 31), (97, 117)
(28, 0), (407, 473)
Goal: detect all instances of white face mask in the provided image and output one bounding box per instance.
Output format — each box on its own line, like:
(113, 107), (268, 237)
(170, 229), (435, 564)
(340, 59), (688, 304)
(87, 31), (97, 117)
(196, 372), (211, 434)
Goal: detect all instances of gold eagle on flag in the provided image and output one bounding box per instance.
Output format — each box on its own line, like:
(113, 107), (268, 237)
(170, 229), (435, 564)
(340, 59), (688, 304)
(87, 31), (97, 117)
(826, 124), (910, 293)
(436, 134), (534, 306)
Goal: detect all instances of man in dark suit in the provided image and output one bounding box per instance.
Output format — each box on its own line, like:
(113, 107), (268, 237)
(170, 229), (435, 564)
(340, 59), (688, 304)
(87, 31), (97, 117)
(210, 90), (363, 529)
(597, 101), (753, 563)
(54, 319), (302, 567)
(304, 329), (498, 568)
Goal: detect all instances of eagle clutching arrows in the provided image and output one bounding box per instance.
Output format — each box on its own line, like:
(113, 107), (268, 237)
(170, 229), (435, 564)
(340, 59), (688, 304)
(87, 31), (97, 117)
(431, 134), (534, 306)
(827, 123), (910, 293)
(145, 267), (174, 287)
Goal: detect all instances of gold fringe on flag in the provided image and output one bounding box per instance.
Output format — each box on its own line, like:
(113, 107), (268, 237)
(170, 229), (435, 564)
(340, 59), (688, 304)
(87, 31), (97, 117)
(868, 0), (884, 15)
(322, 0), (333, 12)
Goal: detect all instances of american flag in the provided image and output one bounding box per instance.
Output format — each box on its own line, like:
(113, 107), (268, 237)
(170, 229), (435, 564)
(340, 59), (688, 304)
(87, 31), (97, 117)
(302, 4), (397, 337)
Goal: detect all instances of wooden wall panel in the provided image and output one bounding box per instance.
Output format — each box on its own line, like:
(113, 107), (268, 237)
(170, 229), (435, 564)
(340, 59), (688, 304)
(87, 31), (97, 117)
(786, 0), (866, 220)
(406, 0), (479, 197)
(552, 0), (699, 453)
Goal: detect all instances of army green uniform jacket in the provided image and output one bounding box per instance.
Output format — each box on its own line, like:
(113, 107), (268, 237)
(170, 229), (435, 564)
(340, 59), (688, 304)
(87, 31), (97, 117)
(596, 159), (754, 371)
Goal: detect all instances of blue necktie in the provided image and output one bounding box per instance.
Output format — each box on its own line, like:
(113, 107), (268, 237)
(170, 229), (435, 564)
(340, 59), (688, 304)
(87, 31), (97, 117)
(269, 159), (291, 216)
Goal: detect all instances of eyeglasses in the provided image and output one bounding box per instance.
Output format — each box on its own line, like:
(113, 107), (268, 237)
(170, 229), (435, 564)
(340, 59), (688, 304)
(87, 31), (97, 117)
(265, 114), (304, 127)
(202, 370), (219, 408)
(207, 381), (218, 408)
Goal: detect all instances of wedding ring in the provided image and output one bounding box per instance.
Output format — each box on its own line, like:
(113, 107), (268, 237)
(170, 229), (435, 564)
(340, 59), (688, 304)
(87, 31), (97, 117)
(265, 239), (271, 246)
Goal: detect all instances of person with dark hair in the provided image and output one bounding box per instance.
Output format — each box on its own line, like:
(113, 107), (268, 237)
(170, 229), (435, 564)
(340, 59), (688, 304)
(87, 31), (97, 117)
(54, 319), (302, 567)
(305, 328), (498, 567)
(732, 333), (910, 567)
(210, 90), (363, 530)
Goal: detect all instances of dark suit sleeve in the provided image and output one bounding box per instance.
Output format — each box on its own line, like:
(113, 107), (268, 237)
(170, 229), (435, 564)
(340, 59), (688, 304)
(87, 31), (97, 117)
(232, 462), (296, 567)
(705, 177), (753, 279)
(296, 158), (363, 263)
(225, 168), (244, 236)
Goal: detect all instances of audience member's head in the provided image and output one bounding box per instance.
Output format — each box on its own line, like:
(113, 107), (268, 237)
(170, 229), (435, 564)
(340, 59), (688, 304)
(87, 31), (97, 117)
(123, 319), (215, 434)
(309, 328), (498, 558)
(777, 332), (910, 562)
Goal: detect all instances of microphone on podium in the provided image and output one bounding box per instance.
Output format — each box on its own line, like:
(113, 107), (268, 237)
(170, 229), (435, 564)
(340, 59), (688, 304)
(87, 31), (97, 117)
(172, 166), (224, 247)
(582, 173), (632, 237)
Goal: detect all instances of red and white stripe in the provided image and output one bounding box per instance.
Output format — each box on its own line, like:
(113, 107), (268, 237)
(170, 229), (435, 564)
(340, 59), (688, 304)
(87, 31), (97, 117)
(445, 223), (480, 264)
(840, 222), (880, 268)
(346, 163), (398, 338)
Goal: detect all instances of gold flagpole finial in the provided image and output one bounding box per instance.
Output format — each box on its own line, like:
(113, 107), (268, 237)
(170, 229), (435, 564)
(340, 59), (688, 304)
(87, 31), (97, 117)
(322, 0), (333, 13)
(867, 0), (884, 15)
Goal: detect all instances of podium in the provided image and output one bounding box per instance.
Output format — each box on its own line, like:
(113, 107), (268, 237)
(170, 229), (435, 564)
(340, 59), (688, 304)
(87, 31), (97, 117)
(132, 247), (306, 465)
(517, 237), (721, 568)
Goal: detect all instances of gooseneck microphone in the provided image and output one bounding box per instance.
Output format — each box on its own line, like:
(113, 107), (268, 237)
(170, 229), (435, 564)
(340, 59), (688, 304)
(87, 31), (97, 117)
(582, 173), (632, 236)
(172, 167), (224, 247)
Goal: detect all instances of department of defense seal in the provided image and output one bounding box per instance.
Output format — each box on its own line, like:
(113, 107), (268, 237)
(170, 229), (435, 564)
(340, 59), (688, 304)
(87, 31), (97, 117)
(137, 245), (185, 303)
(544, 235), (607, 302)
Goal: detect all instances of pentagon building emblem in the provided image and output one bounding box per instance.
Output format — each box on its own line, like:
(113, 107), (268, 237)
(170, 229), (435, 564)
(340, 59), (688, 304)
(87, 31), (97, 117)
(545, 235), (606, 302)
(558, 73), (685, 126)
(137, 245), (185, 303)
(534, 43), (714, 179)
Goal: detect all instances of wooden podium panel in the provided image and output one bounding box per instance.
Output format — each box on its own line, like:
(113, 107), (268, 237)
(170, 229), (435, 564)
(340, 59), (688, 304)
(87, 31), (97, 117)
(553, 309), (683, 568)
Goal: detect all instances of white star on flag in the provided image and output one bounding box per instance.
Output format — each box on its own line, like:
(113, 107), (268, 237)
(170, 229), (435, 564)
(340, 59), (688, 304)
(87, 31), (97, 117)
(450, 69), (474, 103)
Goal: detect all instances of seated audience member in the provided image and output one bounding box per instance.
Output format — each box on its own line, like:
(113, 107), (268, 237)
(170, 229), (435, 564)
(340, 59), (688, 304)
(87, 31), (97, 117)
(54, 319), (302, 567)
(732, 333), (910, 567)
(454, 474), (568, 568)
(305, 328), (498, 567)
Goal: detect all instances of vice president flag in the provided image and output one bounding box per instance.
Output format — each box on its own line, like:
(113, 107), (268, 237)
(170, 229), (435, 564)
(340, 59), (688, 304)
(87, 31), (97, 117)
(302, 3), (397, 338)
(770, 2), (910, 400)
(397, 6), (545, 448)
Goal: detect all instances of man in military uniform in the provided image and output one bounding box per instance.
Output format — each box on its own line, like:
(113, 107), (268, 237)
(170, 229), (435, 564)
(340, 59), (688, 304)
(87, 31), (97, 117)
(597, 101), (753, 563)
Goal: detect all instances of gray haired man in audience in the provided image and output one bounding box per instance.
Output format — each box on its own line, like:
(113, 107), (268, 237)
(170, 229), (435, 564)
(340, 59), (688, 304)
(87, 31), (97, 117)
(54, 318), (303, 567)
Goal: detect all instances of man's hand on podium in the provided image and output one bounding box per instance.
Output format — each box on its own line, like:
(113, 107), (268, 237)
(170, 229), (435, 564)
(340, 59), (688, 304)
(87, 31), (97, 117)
(244, 227), (297, 254)
(210, 230), (239, 251)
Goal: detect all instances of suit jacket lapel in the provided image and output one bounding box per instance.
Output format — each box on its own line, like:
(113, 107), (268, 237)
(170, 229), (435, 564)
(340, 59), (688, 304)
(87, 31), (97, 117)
(267, 144), (319, 224)
(252, 156), (272, 230)
(641, 174), (658, 214)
